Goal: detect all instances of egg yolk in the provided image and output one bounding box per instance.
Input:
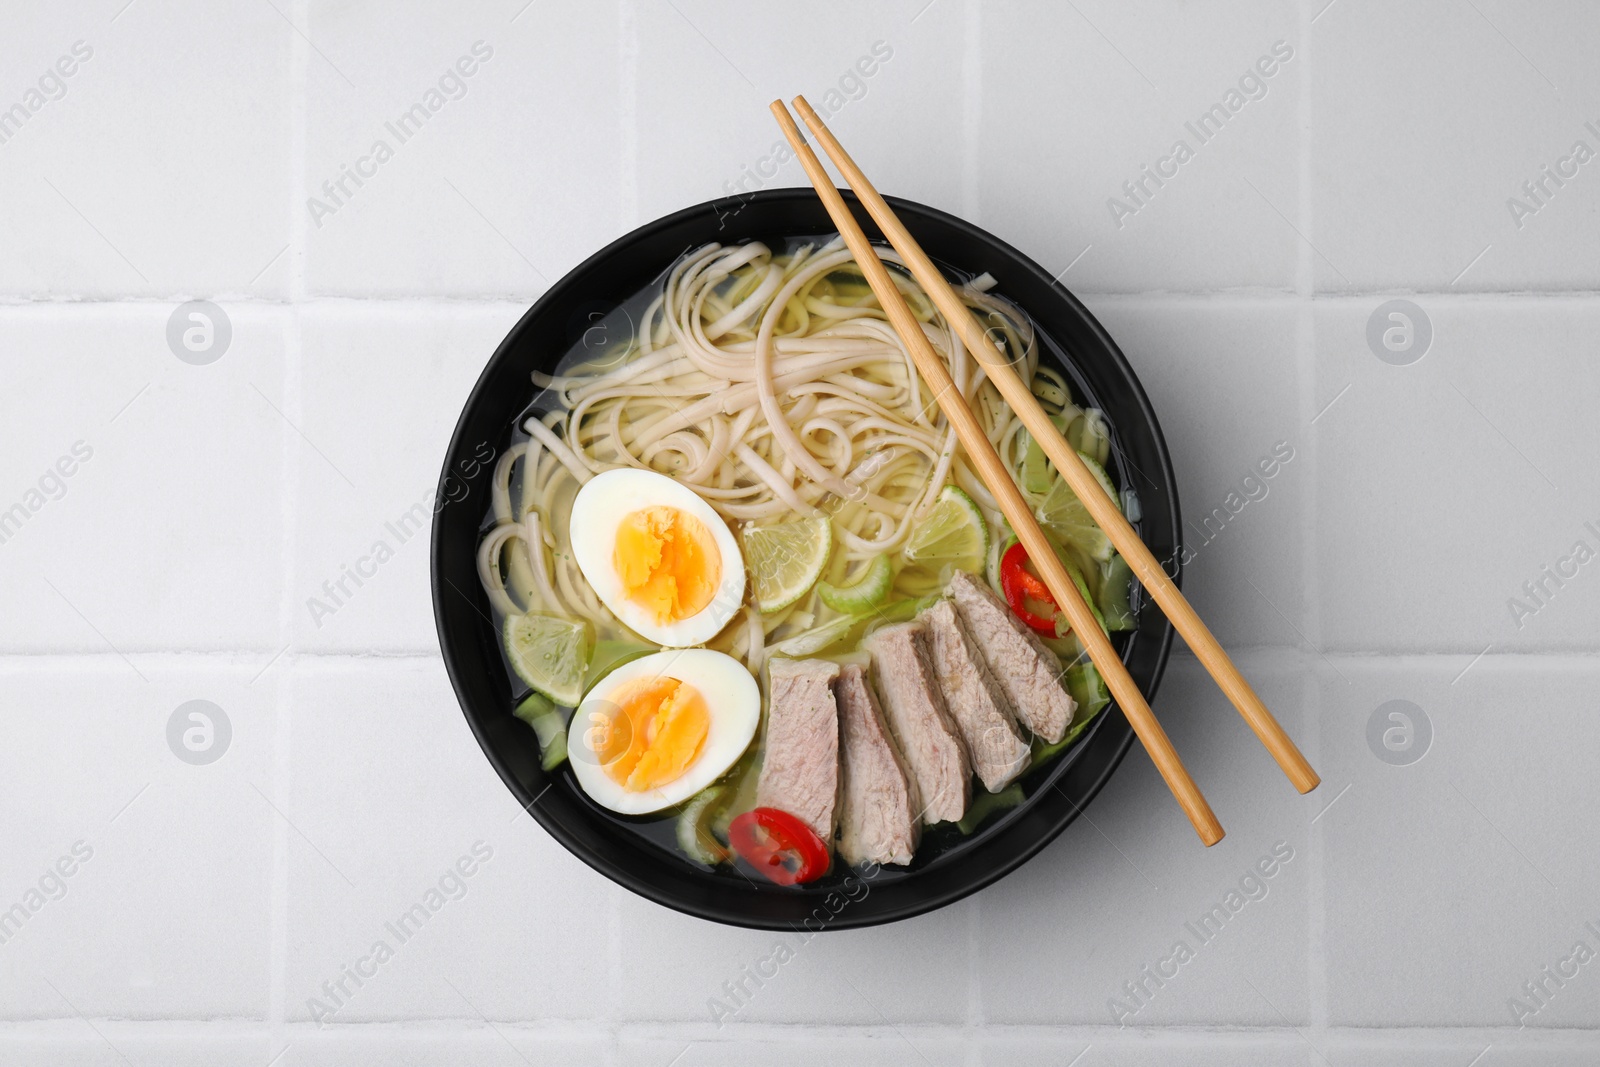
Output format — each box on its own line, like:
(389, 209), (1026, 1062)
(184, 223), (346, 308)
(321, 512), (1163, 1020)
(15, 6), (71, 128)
(595, 677), (710, 792)
(614, 506), (721, 626)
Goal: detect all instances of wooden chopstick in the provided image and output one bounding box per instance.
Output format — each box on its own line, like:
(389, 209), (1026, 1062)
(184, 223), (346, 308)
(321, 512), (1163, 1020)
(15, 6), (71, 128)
(770, 101), (1224, 847)
(790, 95), (1321, 798)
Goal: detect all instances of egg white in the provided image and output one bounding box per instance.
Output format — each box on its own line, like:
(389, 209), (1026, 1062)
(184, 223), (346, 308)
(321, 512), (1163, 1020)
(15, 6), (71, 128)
(569, 467), (746, 647)
(567, 649), (759, 814)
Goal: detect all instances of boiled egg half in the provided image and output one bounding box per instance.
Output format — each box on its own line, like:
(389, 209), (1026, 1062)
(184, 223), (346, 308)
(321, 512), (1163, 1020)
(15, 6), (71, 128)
(569, 468), (745, 647)
(567, 649), (759, 814)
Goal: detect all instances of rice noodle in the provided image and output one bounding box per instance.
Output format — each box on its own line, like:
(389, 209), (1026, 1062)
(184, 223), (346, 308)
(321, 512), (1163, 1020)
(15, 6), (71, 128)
(478, 236), (1045, 658)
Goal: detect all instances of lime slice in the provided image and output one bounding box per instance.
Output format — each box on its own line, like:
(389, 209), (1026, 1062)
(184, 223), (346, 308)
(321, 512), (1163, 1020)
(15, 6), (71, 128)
(743, 516), (833, 613)
(817, 555), (893, 614)
(503, 613), (589, 706)
(1035, 453), (1118, 563)
(904, 485), (988, 575)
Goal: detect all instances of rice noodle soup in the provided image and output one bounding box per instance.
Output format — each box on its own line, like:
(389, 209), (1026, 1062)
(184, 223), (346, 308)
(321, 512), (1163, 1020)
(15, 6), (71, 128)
(477, 235), (1138, 885)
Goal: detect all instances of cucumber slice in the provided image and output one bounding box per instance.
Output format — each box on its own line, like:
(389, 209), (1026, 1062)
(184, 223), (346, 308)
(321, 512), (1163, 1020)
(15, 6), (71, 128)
(586, 639), (653, 693)
(1081, 409), (1111, 466)
(862, 594), (936, 629)
(987, 527), (1015, 593)
(513, 691), (570, 771)
(1099, 555), (1137, 632)
(1018, 409), (1075, 496)
(1065, 661), (1111, 721)
(1032, 662), (1111, 762)
(710, 751), (763, 841)
(770, 614), (858, 657)
(1019, 430), (1050, 496)
(503, 613), (589, 707)
(1041, 539), (1107, 638)
(957, 783), (1025, 835)
(676, 784), (730, 866)
(816, 555), (893, 614)
(772, 592), (937, 657)
(1061, 558), (1107, 638)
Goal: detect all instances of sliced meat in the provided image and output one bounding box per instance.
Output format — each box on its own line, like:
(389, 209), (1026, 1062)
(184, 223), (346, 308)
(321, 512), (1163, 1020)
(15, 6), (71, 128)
(863, 621), (970, 824)
(945, 569), (1076, 744)
(836, 661), (920, 866)
(756, 657), (841, 842)
(921, 599), (1031, 792)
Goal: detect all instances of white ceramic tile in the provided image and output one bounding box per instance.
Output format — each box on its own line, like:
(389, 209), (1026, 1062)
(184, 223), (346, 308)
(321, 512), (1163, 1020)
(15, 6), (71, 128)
(802, 5), (971, 218)
(1312, 298), (1600, 653)
(629, 0), (805, 227)
(291, 303), (521, 653)
(977, 3), (1303, 292)
(6, 0), (1600, 1047)
(634, 2), (965, 224)
(0, 305), (286, 653)
(0, 0), (291, 298)
(0, 660), (274, 1019)
(976, 655), (1313, 1026)
(1317, 658), (1600, 1027)
(281, 658), (614, 1023)
(1086, 298), (1308, 647)
(0, 1029), (270, 1067)
(1311, 0), (1597, 291)
(302, 0), (625, 297)
(614, 892), (971, 1026)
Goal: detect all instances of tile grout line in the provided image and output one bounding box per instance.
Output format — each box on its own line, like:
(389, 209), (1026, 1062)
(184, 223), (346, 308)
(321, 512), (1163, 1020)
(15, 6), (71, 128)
(606, 884), (624, 1058)
(1304, 667), (1330, 1045)
(960, 0), (983, 226)
(618, 0), (639, 236)
(1296, 0), (1331, 1054)
(8, 1019), (1600, 1042)
(966, 895), (983, 1065)
(267, 0), (311, 1054)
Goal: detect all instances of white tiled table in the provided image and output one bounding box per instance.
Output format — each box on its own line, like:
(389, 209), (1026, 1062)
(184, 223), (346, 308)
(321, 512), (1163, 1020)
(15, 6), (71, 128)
(3, 2), (1597, 1063)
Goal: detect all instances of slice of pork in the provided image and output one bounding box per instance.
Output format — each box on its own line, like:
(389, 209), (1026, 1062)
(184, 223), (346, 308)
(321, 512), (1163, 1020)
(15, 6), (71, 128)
(921, 599), (1031, 792)
(945, 569), (1076, 744)
(863, 621), (970, 824)
(836, 661), (920, 866)
(756, 657), (841, 842)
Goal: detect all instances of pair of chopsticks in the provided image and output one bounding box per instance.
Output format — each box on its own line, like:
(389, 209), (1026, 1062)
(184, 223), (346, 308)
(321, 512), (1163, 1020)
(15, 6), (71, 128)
(770, 97), (1320, 846)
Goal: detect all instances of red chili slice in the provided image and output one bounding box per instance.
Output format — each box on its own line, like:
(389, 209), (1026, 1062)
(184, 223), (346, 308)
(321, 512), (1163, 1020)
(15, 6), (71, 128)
(1000, 541), (1060, 635)
(727, 807), (830, 886)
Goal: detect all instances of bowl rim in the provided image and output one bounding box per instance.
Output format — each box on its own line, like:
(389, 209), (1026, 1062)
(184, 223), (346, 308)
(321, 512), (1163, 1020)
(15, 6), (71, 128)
(431, 187), (1181, 929)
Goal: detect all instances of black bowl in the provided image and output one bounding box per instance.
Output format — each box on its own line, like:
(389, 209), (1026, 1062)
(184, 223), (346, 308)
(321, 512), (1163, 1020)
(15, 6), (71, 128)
(432, 189), (1181, 930)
